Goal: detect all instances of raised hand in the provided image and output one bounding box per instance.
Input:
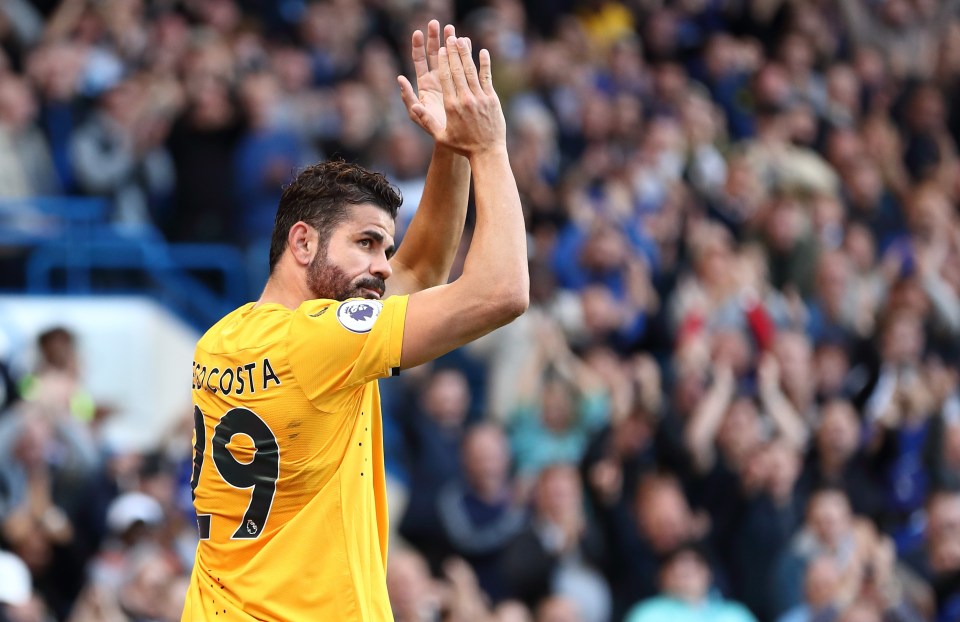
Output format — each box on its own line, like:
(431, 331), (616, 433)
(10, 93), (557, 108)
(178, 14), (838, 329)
(405, 35), (506, 158)
(398, 20), (455, 133)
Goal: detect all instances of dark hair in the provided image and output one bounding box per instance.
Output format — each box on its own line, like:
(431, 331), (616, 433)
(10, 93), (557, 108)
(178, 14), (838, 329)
(658, 539), (710, 568)
(38, 327), (74, 349)
(268, 160), (402, 272)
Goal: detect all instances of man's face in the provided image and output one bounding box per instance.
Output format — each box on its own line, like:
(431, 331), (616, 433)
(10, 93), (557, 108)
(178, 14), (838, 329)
(808, 491), (852, 548)
(307, 203), (395, 301)
(661, 551), (710, 602)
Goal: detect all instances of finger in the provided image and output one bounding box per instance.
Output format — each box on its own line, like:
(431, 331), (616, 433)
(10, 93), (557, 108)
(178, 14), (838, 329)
(438, 45), (457, 98)
(456, 37), (483, 96)
(437, 24), (457, 71)
(478, 49), (495, 95)
(412, 29), (428, 80)
(426, 20), (442, 71)
(397, 76), (420, 119)
(445, 35), (468, 95)
(410, 103), (443, 136)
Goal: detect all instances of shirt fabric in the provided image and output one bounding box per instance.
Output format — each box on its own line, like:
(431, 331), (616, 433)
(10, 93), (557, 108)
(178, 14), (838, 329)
(625, 595), (758, 622)
(181, 295), (408, 621)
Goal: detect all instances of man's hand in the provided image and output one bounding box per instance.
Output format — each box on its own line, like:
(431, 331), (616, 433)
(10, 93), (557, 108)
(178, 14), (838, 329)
(405, 35), (506, 158)
(398, 20), (456, 133)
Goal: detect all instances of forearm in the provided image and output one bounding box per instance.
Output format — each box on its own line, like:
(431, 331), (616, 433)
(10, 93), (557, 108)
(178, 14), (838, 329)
(390, 146), (470, 293)
(456, 147), (528, 306)
(684, 385), (731, 470)
(397, 146), (528, 371)
(922, 271), (960, 333)
(760, 386), (809, 449)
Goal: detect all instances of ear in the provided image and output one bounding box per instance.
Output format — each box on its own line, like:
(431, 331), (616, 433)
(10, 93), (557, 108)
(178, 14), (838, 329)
(287, 221), (318, 267)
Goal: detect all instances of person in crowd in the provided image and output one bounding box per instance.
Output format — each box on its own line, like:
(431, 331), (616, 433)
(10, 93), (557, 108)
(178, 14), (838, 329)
(501, 464), (610, 622)
(399, 367), (472, 570)
(6, 1), (960, 620)
(624, 540), (758, 622)
(438, 423), (526, 604)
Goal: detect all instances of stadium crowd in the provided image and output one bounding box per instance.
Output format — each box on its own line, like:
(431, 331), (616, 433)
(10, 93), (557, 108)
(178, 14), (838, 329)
(4, 0), (960, 620)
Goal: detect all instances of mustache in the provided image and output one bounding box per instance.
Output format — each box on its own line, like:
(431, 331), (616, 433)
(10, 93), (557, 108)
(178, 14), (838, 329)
(354, 277), (386, 296)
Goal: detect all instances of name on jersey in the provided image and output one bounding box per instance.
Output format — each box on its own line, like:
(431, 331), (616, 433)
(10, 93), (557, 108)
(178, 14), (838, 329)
(192, 358), (281, 395)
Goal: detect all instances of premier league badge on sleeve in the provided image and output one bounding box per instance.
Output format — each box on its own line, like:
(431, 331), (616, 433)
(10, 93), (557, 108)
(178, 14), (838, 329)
(336, 300), (383, 333)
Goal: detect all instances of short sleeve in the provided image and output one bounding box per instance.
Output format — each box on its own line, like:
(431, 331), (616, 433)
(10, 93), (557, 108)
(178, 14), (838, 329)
(287, 295), (408, 410)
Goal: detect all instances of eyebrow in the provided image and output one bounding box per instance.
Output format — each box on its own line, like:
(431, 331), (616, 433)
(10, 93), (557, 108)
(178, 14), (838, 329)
(361, 229), (396, 258)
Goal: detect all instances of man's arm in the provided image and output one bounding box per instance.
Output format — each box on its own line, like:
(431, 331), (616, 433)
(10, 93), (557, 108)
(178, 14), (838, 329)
(399, 36), (529, 370)
(388, 21), (471, 296)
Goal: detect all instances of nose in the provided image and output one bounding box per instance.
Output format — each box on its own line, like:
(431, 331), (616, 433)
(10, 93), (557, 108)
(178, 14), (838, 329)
(371, 253), (392, 280)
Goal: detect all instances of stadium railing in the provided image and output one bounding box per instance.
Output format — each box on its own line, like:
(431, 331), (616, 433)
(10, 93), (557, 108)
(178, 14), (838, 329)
(1, 197), (245, 330)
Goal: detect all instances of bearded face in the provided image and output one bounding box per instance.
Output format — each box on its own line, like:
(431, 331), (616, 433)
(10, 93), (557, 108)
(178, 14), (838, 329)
(301, 202), (395, 301)
(307, 251), (386, 301)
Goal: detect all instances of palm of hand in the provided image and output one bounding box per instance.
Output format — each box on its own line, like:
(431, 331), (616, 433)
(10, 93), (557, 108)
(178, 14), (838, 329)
(400, 22), (457, 135)
(416, 75), (446, 129)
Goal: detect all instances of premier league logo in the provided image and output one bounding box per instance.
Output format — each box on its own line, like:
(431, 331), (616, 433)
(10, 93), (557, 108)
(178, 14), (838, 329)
(336, 300), (383, 333)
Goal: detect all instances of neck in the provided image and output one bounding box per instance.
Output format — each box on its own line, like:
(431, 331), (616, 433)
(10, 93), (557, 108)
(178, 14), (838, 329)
(257, 267), (313, 310)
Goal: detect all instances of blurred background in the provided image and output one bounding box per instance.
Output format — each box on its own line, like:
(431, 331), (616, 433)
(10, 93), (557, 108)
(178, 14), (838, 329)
(2, 0), (960, 621)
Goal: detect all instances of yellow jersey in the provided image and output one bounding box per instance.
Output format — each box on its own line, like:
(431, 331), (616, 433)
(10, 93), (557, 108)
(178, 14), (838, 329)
(180, 295), (408, 621)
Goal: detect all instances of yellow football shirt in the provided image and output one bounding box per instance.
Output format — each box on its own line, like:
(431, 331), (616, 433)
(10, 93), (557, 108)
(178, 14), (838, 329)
(180, 295), (408, 621)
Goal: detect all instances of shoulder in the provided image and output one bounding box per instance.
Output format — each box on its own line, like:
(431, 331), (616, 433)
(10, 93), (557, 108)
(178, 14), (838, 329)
(296, 299), (339, 319)
(715, 600), (758, 622)
(295, 299), (390, 335)
(624, 597), (677, 622)
(197, 304), (255, 349)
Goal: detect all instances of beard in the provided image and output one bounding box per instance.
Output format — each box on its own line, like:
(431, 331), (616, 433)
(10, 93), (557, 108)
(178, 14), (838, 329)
(307, 253), (386, 301)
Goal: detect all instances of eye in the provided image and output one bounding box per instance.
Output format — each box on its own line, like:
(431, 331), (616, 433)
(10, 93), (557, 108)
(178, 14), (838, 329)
(359, 239), (372, 248)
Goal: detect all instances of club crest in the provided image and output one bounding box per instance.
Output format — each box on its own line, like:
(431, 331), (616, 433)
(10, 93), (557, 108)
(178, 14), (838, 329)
(336, 300), (383, 333)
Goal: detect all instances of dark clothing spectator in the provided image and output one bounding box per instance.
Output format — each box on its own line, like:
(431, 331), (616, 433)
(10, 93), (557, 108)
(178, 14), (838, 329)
(165, 113), (242, 243)
(436, 481), (526, 603)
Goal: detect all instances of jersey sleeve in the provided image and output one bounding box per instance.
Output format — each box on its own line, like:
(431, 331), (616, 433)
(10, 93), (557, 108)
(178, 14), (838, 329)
(287, 295), (408, 411)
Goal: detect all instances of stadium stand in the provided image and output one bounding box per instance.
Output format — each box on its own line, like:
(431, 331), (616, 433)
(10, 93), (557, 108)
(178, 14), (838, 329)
(3, 0), (960, 621)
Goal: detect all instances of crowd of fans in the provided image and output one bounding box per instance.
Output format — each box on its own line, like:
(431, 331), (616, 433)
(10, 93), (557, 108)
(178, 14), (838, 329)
(4, 0), (960, 621)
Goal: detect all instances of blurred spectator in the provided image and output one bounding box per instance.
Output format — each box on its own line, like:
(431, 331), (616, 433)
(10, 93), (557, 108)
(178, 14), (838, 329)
(233, 71), (316, 245)
(900, 490), (960, 612)
(23, 42), (85, 194)
(398, 367), (472, 571)
(0, 357), (20, 416)
(437, 423), (525, 603)
(0, 549), (52, 622)
(7, 1), (960, 619)
(386, 547), (444, 622)
(776, 554), (845, 622)
(731, 440), (805, 620)
(863, 309), (927, 427)
(801, 399), (885, 521)
(377, 123), (431, 241)
(603, 471), (713, 619)
(508, 319), (609, 481)
(164, 39), (242, 244)
(19, 327), (96, 425)
(69, 76), (177, 227)
(0, 76), (58, 197)
(580, 355), (661, 516)
(772, 488), (865, 617)
(534, 595), (581, 622)
(0, 406), (100, 618)
(501, 465), (609, 622)
(806, 250), (865, 343)
(495, 599), (535, 622)
(623, 540), (758, 622)
(838, 0), (959, 80)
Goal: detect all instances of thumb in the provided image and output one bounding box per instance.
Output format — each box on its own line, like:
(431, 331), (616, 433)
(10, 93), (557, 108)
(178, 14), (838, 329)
(410, 103), (444, 137)
(397, 75), (419, 115)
